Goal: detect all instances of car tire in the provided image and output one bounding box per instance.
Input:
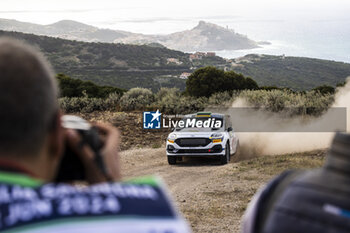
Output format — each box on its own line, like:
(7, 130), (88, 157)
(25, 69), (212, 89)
(168, 156), (177, 165)
(220, 143), (230, 165)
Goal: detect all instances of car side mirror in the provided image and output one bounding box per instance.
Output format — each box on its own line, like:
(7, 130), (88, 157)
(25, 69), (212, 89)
(227, 127), (233, 132)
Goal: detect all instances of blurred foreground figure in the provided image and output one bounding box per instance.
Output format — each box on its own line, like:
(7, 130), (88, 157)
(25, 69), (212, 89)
(242, 132), (350, 233)
(0, 38), (190, 232)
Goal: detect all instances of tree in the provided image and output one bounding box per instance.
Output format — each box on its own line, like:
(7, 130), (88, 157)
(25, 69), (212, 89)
(244, 77), (259, 90)
(186, 66), (225, 97)
(336, 81), (346, 88)
(185, 66), (259, 97)
(56, 73), (125, 98)
(312, 85), (335, 95)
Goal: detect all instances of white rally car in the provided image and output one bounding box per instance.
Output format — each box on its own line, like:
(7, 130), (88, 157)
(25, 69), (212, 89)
(166, 112), (239, 165)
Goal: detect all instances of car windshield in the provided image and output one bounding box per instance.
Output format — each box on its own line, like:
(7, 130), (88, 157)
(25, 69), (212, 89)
(175, 117), (224, 132)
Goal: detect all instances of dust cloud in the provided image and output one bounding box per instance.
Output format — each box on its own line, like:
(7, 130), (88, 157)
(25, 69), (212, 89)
(208, 78), (350, 160)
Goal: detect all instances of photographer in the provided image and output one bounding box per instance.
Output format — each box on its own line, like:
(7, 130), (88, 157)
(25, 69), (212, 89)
(0, 38), (190, 232)
(241, 133), (350, 233)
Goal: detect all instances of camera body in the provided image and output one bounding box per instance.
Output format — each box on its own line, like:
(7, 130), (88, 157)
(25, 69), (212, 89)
(55, 115), (106, 182)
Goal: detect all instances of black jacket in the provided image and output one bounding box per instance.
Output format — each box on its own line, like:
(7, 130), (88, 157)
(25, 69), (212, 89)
(242, 133), (350, 233)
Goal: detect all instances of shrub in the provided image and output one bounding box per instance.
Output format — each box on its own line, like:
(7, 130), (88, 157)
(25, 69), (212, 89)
(154, 88), (181, 115)
(239, 90), (334, 116)
(208, 91), (237, 106)
(119, 88), (155, 111)
(59, 97), (104, 113)
(104, 92), (121, 111)
(176, 96), (207, 114)
(57, 73), (125, 98)
(59, 83), (335, 117)
(185, 66), (258, 97)
(59, 92), (121, 113)
(312, 85), (335, 95)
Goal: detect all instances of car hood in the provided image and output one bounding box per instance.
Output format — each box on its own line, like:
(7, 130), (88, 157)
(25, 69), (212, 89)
(173, 132), (214, 138)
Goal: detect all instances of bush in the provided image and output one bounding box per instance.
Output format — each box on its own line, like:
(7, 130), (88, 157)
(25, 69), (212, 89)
(57, 73), (125, 98)
(59, 92), (121, 113)
(119, 88), (155, 111)
(59, 97), (103, 113)
(239, 89), (334, 116)
(176, 96), (207, 114)
(208, 91), (237, 106)
(103, 92), (121, 111)
(185, 66), (258, 97)
(59, 81), (335, 117)
(154, 88), (181, 115)
(312, 85), (335, 95)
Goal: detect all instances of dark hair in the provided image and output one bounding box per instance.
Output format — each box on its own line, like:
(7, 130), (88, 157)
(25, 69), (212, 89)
(0, 38), (59, 155)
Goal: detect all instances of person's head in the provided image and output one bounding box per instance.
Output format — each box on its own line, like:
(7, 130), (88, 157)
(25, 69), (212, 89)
(0, 38), (64, 180)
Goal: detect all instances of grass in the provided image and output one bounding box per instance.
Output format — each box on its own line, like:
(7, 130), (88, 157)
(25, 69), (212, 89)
(236, 150), (325, 175)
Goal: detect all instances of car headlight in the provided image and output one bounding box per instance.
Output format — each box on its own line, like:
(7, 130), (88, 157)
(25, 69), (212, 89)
(168, 133), (177, 143)
(210, 133), (223, 138)
(212, 138), (222, 143)
(210, 133), (223, 143)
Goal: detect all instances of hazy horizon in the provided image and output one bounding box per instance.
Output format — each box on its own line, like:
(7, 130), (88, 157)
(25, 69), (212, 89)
(1, 0), (350, 62)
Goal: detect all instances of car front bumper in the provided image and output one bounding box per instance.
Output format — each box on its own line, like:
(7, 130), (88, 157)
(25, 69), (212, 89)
(166, 143), (225, 156)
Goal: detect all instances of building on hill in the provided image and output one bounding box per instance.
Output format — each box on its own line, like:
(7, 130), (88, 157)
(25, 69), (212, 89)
(195, 52), (206, 56)
(189, 52), (216, 61)
(167, 58), (183, 65)
(189, 53), (203, 60)
(206, 52), (216, 57)
(179, 72), (191, 79)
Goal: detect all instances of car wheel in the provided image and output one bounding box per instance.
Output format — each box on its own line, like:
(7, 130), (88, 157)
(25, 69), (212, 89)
(220, 143), (230, 165)
(168, 156), (177, 165)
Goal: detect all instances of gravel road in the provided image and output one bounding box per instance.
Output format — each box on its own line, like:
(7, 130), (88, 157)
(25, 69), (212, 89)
(120, 147), (326, 233)
(121, 148), (263, 233)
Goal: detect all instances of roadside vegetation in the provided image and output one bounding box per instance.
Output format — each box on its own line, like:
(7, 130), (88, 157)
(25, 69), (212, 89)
(59, 67), (336, 116)
(57, 73), (125, 98)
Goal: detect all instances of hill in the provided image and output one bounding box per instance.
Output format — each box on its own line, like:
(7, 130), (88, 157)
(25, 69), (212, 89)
(0, 18), (132, 42)
(230, 54), (350, 90)
(0, 30), (229, 91)
(0, 18), (259, 51)
(1, 30), (349, 91)
(114, 21), (259, 51)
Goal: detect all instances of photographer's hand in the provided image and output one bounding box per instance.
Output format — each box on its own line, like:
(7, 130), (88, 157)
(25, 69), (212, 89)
(65, 122), (121, 184)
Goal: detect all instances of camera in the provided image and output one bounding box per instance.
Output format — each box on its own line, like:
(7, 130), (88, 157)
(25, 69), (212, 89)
(55, 115), (107, 182)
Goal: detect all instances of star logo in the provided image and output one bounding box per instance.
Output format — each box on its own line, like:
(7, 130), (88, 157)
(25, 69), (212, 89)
(150, 109), (161, 122)
(143, 110), (162, 129)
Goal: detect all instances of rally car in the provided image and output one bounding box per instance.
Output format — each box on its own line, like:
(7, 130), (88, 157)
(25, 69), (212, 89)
(166, 112), (239, 165)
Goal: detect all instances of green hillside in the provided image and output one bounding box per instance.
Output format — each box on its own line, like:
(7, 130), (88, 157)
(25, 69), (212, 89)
(232, 54), (350, 90)
(0, 30), (195, 91)
(0, 30), (229, 91)
(1, 30), (350, 91)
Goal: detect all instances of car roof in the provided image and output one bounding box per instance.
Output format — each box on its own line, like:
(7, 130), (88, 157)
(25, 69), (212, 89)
(184, 112), (224, 119)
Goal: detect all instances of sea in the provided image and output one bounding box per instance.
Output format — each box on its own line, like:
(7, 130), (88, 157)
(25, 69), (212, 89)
(99, 17), (350, 63)
(213, 19), (350, 63)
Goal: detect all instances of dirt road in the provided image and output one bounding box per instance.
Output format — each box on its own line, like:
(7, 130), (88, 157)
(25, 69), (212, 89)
(77, 111), (326, 232)
(120, 147), (326, 233)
